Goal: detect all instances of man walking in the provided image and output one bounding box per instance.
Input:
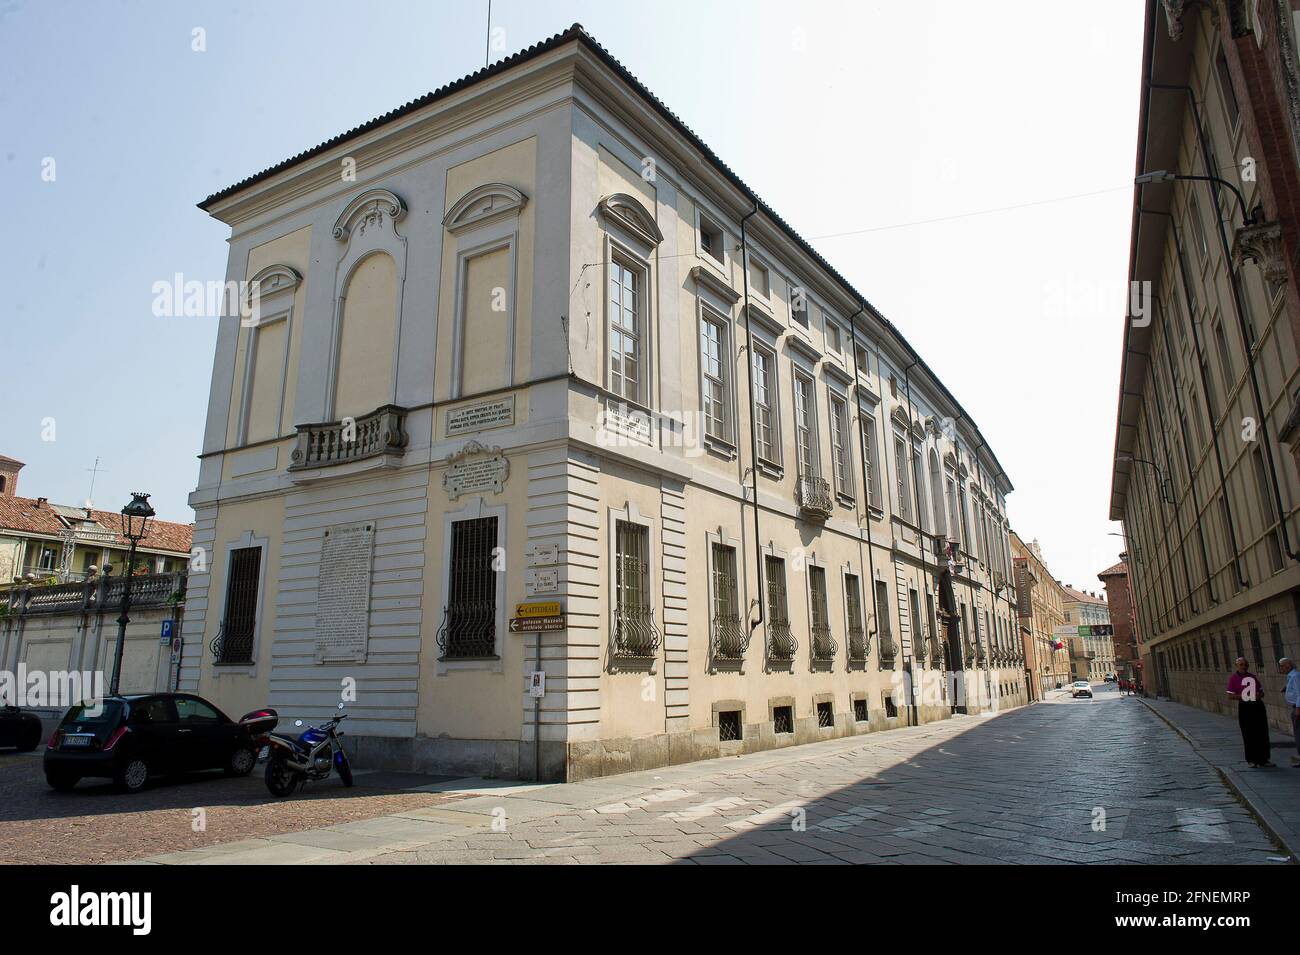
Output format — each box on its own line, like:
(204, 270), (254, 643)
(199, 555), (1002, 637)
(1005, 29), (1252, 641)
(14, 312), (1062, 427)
(1281, 658), (1300, 768)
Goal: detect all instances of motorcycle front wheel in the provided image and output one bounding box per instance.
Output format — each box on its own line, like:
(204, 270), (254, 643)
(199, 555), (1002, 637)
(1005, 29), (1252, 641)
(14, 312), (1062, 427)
(335, 746), (354, 788)
(264, 755), (301, 797)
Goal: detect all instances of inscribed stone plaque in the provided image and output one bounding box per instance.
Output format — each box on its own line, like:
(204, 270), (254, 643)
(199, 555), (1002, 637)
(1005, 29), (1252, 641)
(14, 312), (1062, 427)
(444, 453), (509, 500)
(446, 396), (515, 436)
(315, 522), (374, 663)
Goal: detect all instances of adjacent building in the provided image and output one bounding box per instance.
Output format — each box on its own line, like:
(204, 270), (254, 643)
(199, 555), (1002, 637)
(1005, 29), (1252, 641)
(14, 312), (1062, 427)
(1110, 0), (1300, 732)
(1098, 557), (1144, 685)
(1011, 531), (1070, 698)
(1060, 585), (1117, 682)
(182, 25), (1023, 782)
(0, 456), (192, 588)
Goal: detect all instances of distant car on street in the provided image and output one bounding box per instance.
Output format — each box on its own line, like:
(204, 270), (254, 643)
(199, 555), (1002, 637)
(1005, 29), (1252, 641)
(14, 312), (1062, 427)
(44, 693), (261, 793)
(0, 705), (43, 751)
(1070, 681), (1093, 699)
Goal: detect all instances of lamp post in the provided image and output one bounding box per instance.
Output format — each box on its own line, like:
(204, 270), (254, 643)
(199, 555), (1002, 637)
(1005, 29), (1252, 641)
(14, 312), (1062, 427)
(1135, 170), (1256, 224)
(108, 492), (155, 697)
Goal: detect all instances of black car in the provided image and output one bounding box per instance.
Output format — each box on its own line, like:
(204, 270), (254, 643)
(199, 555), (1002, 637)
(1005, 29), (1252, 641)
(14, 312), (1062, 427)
(0, 705), (43, 751)
(44, 693), (260, 793)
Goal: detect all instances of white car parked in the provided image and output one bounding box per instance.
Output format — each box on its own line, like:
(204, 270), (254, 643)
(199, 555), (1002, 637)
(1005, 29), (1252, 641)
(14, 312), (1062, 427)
(1071, 681), (1093, 699)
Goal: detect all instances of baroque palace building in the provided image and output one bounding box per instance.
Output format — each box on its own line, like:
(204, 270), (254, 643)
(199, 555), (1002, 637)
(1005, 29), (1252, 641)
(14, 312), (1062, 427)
(1110, 1), (1300, 732)
(185, 25), (1023, 781)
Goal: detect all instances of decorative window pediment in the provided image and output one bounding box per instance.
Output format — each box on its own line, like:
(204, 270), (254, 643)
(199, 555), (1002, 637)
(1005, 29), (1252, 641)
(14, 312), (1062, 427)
(243, 264), (301, 312)
(598, 193), (663, 247)
(443, 182), (528, 235)
(333, 188), (406, 242)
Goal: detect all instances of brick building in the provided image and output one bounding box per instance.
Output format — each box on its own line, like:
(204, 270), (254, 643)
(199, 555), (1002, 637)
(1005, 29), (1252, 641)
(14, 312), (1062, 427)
(1099, 558), (1144, 686)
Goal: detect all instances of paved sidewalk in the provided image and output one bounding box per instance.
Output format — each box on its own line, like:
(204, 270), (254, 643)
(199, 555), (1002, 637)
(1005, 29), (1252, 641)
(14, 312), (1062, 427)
(1139, 695), (1299, 859)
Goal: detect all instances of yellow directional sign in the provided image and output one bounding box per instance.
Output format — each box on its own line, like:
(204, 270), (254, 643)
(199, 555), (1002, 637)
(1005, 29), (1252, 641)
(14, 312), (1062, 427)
(516, 601), (561, 618)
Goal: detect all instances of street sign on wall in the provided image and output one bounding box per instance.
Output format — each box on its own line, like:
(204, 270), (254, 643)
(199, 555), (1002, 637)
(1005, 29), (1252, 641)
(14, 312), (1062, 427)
(509, 615), (565, 633)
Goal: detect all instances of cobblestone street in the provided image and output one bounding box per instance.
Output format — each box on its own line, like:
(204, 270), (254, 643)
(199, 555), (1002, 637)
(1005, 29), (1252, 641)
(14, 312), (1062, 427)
(80, 685), (1280, 865)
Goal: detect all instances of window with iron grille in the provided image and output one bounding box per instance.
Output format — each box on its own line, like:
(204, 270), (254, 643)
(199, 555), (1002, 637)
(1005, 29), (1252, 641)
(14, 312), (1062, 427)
(910, 588), (923, 666)
(809, 566), (835, 661)
(765, 555), (796, 661)
(608, 256), (643, 402)
(773, 705), (794, 734)
(852, 698), (868, 722)
(218, 546), (260, 664)
(612, 520), (658, 658)
(700, 312), (730, 442)
(845, 573), (866, 661)
(710, 542), (746, 660)
(439, 517), (498, 659)
(752, 344), (779, 464)
(829, 393), (852, 499)
(816, 700), (834, 728)
(793, 372), (818, 477)
(717, 709), (742, 741)
(861, 411), (882, 509)
(875, 579), (895, 663)
(883, 693), (898, 718)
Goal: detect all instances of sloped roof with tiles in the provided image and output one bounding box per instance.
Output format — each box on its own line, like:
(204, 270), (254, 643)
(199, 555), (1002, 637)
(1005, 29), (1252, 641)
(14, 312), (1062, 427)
(0, 496), (192, 555)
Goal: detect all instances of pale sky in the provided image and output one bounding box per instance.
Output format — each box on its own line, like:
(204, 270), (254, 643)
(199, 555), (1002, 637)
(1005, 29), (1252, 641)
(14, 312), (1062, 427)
(0, 0), (1144, 593)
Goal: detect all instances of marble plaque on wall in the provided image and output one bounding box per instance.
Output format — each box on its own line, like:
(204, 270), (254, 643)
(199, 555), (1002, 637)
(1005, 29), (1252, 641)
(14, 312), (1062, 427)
(446, 396), (515, 436)
(314, 522), (374, 663)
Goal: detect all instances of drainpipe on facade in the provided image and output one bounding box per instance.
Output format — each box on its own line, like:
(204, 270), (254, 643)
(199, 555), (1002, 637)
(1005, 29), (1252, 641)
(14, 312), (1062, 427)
(738, 202), (765, 636)
(1150, 80), (1298, 563)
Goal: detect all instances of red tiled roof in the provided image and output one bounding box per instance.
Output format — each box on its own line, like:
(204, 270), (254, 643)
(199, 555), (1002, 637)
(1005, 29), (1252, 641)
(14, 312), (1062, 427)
(1097, 560), (1129, 579)
(0, 496), (192, 555)
(1061, 585), (1106, 605)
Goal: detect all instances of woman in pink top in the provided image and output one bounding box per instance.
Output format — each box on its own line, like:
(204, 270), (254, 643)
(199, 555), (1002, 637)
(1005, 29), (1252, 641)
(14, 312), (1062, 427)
(1227, 658), (1274, 768)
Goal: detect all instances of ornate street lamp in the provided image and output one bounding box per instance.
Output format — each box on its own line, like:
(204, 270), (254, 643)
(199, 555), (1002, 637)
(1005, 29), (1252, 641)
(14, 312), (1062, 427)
(108, 492), (154, 696)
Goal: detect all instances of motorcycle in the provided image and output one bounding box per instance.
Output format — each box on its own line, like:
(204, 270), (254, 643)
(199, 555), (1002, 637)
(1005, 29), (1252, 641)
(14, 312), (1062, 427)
(259, 702), (354, 797)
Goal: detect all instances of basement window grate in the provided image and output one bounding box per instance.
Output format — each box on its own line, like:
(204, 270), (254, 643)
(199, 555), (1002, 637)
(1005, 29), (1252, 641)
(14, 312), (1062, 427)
(816, 701), (834, 728)
(718, 710), (742, 742)
(773, 705), (794, 734)
(883, 694), (899, 719)
(853, 699), (868, 723)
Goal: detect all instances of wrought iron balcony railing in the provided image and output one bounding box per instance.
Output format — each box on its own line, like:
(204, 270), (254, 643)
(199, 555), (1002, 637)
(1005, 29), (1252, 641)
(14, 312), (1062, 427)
(847, 625), (869, 662)
(810, 624), (837, 663)
(795, 474), (833, 521)
(710, 612), (750, 662)
(766, 618), (798, 663)
(611, 607), (661, 660)
(879, 633), (897, 665)
(436, 601), (498, 660)
(928, 636), (944, 668)
(289, 404), (408, 471)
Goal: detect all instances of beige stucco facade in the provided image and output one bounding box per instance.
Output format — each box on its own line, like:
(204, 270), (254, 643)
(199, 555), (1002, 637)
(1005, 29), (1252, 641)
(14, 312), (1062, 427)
(184, 27), (1024, 781)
